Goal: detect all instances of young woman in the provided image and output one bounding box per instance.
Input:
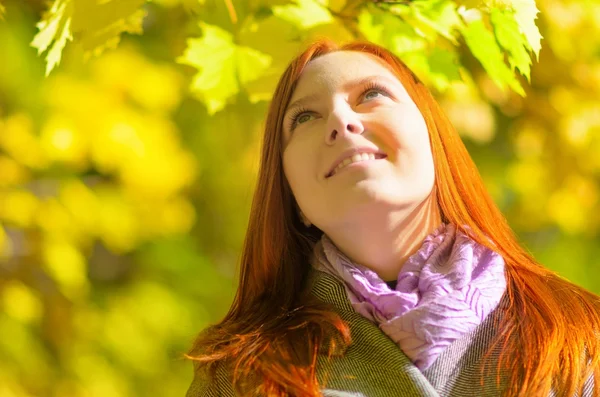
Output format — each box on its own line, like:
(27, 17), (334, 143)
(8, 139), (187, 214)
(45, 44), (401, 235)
(185, 40), (600, 397)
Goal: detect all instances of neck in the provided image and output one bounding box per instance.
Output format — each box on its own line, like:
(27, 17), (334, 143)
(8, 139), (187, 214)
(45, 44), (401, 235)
(323, 192), (443, 281)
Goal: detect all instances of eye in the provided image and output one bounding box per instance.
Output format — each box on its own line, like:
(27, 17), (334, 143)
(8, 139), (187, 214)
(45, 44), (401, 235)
(364, 89), (385, 100)
(288, 107), (316, 131)
(360, 82), (392, 102)
(296, 112), (315, 124)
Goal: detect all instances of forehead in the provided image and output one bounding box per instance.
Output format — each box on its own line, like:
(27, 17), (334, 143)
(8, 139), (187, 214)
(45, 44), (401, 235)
(290, 51), (399, 100)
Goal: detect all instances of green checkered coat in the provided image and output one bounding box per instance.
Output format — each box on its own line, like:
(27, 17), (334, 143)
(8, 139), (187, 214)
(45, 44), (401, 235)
(186, 269), (594, 397)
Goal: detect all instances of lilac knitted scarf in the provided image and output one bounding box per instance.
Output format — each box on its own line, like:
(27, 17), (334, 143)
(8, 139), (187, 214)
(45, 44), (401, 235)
(311, 223), (507, 371)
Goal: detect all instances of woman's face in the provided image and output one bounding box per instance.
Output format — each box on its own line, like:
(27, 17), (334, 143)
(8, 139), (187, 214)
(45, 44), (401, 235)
(282, 51), (435, 231)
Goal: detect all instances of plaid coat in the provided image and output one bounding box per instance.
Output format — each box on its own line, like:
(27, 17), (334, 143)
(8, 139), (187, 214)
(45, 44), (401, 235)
(186, 269), (595, 397)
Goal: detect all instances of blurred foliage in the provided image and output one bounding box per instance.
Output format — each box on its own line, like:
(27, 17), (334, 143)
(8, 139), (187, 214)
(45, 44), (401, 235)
(0, 0), (598, 396)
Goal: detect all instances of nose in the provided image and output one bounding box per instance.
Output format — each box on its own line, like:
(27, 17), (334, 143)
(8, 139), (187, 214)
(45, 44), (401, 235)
(325, 104), (364, 144)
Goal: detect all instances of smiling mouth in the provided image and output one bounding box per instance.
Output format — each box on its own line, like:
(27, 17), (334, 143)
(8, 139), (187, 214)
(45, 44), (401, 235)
(326, 153), (387, 178)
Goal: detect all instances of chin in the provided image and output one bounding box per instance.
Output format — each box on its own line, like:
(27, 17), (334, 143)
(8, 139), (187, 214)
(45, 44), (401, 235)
(352, 179), (399, 199)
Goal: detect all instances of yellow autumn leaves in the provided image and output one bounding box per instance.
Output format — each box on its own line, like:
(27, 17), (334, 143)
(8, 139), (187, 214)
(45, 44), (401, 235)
(31, 0), (146, 75)
(0, 0), (598, 396)
(0, 46), (197, 260)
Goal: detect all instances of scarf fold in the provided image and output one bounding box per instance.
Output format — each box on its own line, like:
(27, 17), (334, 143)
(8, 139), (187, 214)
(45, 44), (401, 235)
(311, 223), (507, 371)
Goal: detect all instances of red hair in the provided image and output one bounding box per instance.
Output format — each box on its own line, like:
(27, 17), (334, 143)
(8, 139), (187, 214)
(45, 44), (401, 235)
(187, 39), (600, 397)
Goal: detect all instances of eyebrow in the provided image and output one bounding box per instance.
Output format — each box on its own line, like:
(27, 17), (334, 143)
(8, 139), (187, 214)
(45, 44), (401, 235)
(284, 75), (398, 118)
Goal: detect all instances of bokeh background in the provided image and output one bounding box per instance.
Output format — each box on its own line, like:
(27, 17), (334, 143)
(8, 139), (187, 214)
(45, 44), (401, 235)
(0, 0), (599, 396)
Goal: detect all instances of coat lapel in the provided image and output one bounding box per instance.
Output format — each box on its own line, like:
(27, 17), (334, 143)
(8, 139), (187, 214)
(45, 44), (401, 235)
(308, 269), (441, 397)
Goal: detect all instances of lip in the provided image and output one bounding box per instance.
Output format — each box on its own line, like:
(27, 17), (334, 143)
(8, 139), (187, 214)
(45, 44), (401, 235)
(325, 147), (387, 178)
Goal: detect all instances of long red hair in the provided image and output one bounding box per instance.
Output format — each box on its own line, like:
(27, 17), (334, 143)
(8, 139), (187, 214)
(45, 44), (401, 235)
(187, 39), (600, 397)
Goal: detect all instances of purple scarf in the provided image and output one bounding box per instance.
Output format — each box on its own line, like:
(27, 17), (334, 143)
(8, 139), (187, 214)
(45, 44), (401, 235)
(311, 223), (507, 371)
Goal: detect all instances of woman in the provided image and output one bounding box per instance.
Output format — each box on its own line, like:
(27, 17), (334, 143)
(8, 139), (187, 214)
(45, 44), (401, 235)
(185, 39), (600, 397)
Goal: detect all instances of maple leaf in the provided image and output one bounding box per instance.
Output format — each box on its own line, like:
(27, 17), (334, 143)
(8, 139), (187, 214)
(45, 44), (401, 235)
(484, 0), (543, 59)
(272, 0), (333, 29)
(410, 0), (465, 43)
(177, 23), (271, 114)
(31, 0), (147, 76)
(510, 0), (542, 59)
(490, 7), (532, 81)
(461, 18), (525, 96)
(72, 0), (146, 60)
(31, 0), (74, 76)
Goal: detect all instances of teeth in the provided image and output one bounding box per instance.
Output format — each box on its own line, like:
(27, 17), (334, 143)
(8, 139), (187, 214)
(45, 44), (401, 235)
(332, 153), (378, 176)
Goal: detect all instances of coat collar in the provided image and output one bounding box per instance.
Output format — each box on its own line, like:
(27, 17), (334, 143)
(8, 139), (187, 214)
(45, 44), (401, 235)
(305, 266), (511, 396)
(306, 267), (442, 396)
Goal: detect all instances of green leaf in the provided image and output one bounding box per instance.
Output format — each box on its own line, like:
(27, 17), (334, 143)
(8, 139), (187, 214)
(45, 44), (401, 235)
(398, 48), (462, 92)
(31, 0), (74, 76)
(510, 0), (542, 59)
(480, 0), (542, 59)
(0, 2), (6, 20)
(358, 6), (461, 91)
(237, 11), (353, 103)
(237, 46), (272, 87)
(427, 47), (462, 90)
(238, 14), (303, 102)
(152, 0), (205, 13)
(461, 18), (525, 96)
(177, 23), (272, 114)
(410, 0), (464, 43)
(272, 0), (333, 29)
(248, 0), (290, 10)
(305, 20), (354, 46)
(31, 0), (146, 75)
(71, 0), (146, 59)
(490, 8), (532, 81)
(358, 8), (427, 54)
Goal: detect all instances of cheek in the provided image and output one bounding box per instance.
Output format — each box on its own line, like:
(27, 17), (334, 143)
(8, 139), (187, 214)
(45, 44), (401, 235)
(383, 109), (430, 152)
(282, 143), (317, 195)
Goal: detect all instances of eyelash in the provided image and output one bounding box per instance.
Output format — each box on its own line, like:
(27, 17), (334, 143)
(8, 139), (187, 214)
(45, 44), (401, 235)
(287, 82), (392, 132)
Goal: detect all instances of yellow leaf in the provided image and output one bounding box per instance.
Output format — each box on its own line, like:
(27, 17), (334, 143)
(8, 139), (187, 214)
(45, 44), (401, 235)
(31, 0), (74, 76)
(0, 114), (48, 169)
(238, 15), (303, 102)
(510, 0), (542, 59)
(96, 189), (139, 252)
(45, 17), (73, 76)
(72, 0), (146, 60)
(0, 190), (39, 228)
(547, 175), (599, 235)
(0, 155), (30, 187)
(42, 240), (89, 299)
(327, 0), (347, 13)
(2, 281), (43, 324)
(153, 0), (205, 12)
(40, 115), (88, 167)
(486, 0), (543, 59)
(247, 0), (294, 10)
(59, 179), (100, 234)
(31, 0), (146, 75)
